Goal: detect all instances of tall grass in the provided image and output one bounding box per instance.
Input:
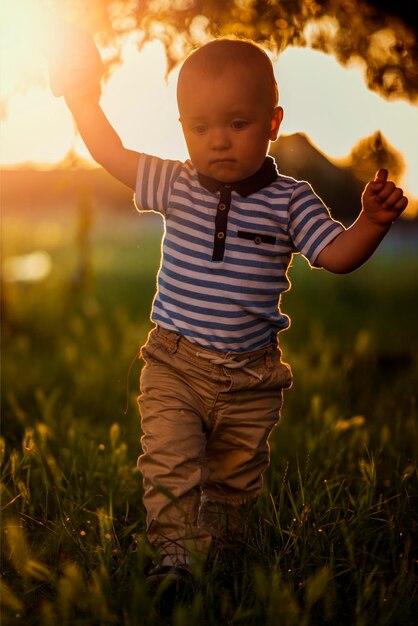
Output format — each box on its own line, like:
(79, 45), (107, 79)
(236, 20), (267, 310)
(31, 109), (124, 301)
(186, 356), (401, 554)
(1, 212), (417, 625)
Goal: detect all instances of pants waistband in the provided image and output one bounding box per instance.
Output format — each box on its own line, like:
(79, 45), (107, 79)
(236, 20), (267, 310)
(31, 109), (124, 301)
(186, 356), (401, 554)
(147, 325), (280, 371)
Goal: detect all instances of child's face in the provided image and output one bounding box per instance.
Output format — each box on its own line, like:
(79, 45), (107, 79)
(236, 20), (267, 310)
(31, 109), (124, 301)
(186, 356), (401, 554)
(178, 64), (283, 183)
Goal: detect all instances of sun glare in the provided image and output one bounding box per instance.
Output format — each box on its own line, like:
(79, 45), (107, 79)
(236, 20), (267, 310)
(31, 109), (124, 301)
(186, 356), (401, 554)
(0, 0), (48, 96)
(0, 0), (71, 164)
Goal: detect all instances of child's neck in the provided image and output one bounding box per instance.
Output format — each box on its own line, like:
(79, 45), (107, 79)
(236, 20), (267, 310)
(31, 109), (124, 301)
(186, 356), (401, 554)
(197, 156), (278, 197)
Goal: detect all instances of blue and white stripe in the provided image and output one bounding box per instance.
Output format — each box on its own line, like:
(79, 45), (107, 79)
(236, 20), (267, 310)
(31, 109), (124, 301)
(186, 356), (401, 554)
(134, 154), (344, 353)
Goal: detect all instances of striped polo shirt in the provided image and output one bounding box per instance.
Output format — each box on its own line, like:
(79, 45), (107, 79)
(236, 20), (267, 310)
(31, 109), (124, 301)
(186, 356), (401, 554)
(134, 154), (344, 353)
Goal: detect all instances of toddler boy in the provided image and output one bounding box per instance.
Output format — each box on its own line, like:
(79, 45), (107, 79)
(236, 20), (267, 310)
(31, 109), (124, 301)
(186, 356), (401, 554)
(49, 24), (408, 584)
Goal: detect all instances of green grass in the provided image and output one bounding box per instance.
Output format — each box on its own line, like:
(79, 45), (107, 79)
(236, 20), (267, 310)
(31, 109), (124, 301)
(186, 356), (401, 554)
(1, 212), (417, 625)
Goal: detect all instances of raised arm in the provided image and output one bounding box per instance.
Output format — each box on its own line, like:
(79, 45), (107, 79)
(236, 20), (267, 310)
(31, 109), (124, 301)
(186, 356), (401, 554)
(47, 17), (139, 189)
(64, 97), (139, 189)
(316, 169), (408, 273)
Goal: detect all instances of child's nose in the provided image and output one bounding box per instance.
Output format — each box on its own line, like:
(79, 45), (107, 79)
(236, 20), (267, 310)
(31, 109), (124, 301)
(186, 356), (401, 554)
(210, 127), (231, 150)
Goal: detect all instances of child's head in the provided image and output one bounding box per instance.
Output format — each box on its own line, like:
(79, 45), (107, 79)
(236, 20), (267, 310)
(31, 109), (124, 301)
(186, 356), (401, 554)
(177, 38), (283, 183)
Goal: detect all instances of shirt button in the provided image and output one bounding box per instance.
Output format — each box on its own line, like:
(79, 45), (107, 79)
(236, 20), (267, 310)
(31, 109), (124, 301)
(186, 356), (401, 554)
(219, 203), (227, 211)
(217, 232), (225, 239)
(254, 236), (262, 244)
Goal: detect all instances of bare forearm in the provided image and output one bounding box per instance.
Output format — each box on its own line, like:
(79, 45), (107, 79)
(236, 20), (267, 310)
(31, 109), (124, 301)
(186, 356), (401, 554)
(317, 212), (390, 273)
(66, 97), (138, 189)
(47, 18), (139, 189)
(317, 169), (408, 273)
(67, 97), (119, 161)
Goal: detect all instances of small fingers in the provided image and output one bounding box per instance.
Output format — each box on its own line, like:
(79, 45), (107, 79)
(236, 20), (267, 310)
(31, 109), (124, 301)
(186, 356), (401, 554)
(393, 195), (408, 212)
(376, 182), (409, 211)
(380, 187), (408, 217)
(376, 181), (396, 204)
(374, 168), (388, 183)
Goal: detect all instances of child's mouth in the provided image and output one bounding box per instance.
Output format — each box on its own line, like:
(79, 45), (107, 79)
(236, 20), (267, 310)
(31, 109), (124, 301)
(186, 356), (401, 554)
(211, 158), (236, 165)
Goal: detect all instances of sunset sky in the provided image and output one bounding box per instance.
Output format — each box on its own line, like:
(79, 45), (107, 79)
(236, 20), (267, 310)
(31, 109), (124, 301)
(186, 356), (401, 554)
(1, 0), (417, 214)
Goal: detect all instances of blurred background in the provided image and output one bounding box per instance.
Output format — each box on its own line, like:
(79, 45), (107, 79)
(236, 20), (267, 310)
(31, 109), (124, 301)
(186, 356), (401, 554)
(2, 0), (417, 409)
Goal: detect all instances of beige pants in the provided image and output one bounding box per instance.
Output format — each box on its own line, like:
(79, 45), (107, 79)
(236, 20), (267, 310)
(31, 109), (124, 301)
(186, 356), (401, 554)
(137, 326), (292, 565)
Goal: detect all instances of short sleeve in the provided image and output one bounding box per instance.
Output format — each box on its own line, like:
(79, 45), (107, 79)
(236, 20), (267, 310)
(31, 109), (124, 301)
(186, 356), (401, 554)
(134, 154), (183, 216)
(288, 181), (345, 265)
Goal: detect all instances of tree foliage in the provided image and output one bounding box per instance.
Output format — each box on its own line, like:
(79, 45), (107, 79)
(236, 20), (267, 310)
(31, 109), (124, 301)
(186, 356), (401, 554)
(54, 0), (418, 101)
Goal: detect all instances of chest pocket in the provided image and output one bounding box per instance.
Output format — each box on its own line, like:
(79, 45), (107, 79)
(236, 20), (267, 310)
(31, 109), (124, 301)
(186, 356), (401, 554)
(237, 230), (276, 245)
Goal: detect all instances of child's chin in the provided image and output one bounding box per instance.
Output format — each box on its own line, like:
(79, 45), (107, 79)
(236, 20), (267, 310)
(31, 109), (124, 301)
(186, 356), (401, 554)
(207, 162), (244, 182)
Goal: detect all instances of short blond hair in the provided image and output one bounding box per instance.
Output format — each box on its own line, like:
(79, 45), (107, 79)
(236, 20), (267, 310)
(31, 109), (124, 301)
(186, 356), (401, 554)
(178, 38), (278, 111)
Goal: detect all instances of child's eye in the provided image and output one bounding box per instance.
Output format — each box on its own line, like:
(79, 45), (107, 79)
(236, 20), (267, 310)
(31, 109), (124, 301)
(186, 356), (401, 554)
(231, 120), (248, 130)
(191, 124), (208, 135)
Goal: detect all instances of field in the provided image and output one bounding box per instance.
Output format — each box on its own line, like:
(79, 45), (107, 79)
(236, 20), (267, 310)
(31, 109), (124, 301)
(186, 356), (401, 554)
(1, 208), (417, 625)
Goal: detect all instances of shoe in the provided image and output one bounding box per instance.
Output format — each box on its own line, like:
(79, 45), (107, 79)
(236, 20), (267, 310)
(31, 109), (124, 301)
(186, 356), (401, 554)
(146, 564), (195, 602)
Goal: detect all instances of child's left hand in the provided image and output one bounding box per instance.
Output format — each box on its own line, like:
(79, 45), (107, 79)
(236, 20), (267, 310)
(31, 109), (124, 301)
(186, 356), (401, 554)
(361, 169), (408, 227)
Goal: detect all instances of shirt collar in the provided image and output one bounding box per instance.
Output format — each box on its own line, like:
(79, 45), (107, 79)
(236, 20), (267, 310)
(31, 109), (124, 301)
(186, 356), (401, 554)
(197, 156), (278, 197)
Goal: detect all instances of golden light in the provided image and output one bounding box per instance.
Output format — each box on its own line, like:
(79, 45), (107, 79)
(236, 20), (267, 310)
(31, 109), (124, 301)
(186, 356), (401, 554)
(0, 0), (76, 164)
(2, 251), (52, 283)
(275, 47), (418, 201)
(1, 0), (417, 217)
(0, 0), (47, 97)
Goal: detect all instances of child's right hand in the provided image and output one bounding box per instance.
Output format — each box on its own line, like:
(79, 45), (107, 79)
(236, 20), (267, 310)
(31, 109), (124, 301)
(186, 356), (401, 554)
(44, 13), (139, 190)
(46, 15), (104, 103)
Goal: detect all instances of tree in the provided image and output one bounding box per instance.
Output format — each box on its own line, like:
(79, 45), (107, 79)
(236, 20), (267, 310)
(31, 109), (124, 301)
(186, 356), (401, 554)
(54, 0), (418, 101)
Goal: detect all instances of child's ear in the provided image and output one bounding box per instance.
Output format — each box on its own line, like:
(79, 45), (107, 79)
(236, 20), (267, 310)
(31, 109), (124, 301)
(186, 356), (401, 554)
(270, 106), (283, 140)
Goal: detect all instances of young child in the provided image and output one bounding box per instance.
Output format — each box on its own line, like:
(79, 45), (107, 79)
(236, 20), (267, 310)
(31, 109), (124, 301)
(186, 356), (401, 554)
(49, 23), (408, 585)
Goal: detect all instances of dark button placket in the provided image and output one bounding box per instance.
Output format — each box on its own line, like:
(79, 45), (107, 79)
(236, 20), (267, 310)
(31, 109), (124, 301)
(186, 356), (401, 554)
(197, 157), (279, 263)
(212, 185), (232, 261)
